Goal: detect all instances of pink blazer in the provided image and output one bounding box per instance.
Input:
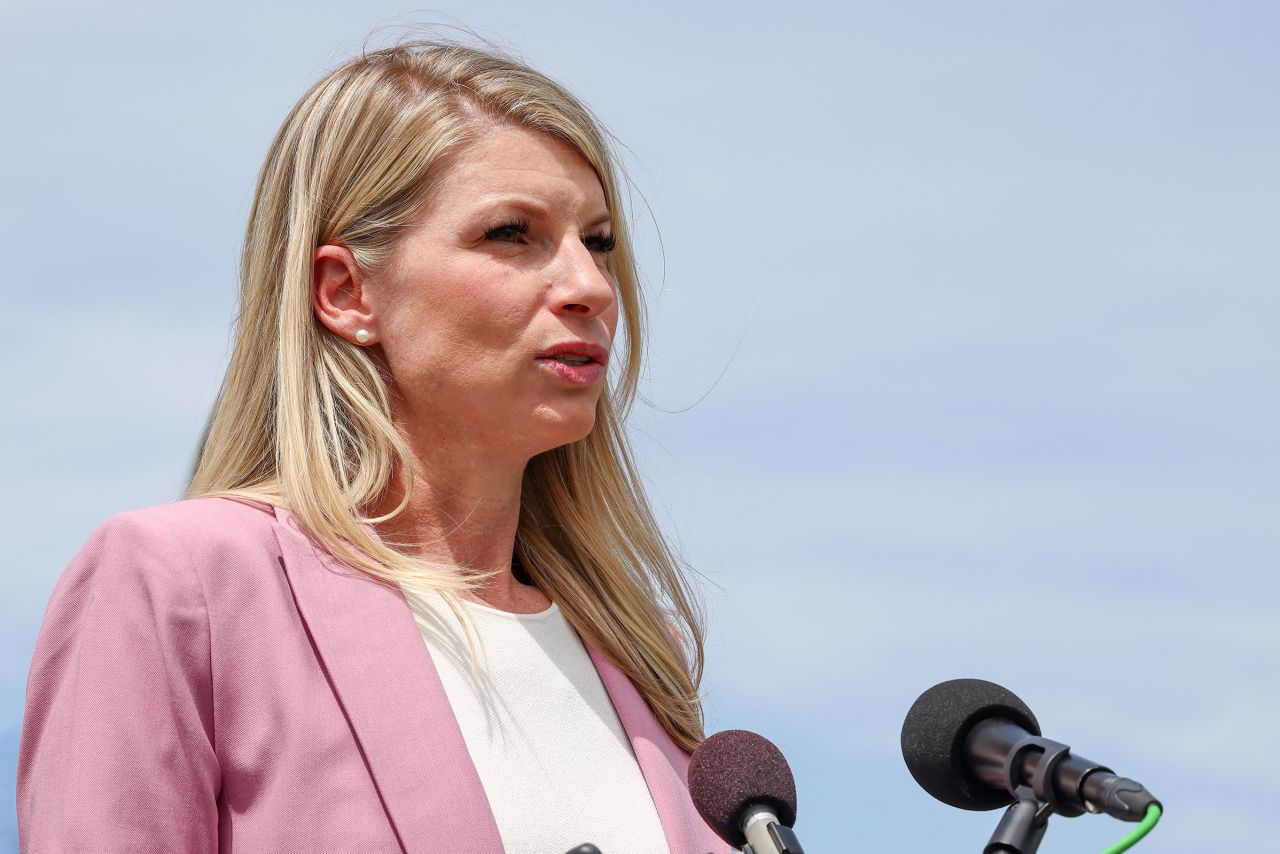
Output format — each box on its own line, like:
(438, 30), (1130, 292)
(18, 497), (730, 854)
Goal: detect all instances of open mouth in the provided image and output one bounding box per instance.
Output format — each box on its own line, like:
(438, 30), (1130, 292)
(538, 342), (609, 371)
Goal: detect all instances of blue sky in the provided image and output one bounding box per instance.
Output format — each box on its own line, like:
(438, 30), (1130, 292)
(3, 1), (1277, 851)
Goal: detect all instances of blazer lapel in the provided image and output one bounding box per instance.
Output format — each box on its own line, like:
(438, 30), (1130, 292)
(271, 506), (503, 854)
(586, 645), (731, 854)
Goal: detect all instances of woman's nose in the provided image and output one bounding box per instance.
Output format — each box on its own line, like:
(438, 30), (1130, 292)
(550, 238), (616, 319)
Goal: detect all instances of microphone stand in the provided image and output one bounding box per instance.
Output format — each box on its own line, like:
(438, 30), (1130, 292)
(983, 786), (1052, 854)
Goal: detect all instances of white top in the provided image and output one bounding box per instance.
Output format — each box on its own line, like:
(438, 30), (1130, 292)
(400, 584), (671, 854)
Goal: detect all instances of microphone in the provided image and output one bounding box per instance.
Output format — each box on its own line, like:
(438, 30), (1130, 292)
(688, 730), (805, 854)
(900, 679), (1160, 822)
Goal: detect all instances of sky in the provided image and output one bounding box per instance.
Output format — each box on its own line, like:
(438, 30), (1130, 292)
(2, 1), (1277, 851)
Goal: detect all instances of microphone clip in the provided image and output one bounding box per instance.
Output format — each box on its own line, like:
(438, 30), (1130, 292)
(985, 734), (1086, 854)
(1001, 734), (1086, 818)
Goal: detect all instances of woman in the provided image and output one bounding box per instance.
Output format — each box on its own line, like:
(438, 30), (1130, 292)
(18, 39), (729, 854)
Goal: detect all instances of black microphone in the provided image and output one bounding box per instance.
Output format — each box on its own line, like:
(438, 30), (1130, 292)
(900, 678), (1160, 822)
(688, 730), (805, 854)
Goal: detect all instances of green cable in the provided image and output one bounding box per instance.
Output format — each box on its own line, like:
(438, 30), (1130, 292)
(1099, 804), (1162, 854)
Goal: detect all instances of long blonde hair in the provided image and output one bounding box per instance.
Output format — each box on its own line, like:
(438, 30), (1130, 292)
(186, 38), (707, 751)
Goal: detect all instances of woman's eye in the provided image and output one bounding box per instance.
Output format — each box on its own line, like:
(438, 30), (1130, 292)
(484, 220), (529, 243)
(585, 232), (616, 254)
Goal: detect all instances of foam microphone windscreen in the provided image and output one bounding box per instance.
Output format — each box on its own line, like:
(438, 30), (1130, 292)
(900, 678), (1041, 811)
(688, 729), (797, 847)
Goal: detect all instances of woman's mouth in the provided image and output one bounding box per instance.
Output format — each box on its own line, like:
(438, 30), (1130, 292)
(536, 355), (604, 385)
(536, 342), (609, 385)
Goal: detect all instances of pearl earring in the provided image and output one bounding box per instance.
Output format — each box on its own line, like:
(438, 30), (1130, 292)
(355, 329), (371, 345)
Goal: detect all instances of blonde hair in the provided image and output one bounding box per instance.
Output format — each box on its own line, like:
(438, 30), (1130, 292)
(186, 38), (707, 751)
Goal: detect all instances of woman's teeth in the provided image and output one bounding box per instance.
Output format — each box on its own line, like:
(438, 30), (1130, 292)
(552, 355), (590, 365)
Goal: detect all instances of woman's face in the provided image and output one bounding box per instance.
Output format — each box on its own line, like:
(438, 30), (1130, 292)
(363, 125), (620, 461)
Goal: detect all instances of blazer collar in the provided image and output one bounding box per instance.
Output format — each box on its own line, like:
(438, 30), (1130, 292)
(272, 505), (503, 854)
(271, 506), (727, 854)
(585, 645), (729, 854)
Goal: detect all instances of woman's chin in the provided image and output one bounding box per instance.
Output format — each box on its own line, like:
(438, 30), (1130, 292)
(525, 406), (598, 453)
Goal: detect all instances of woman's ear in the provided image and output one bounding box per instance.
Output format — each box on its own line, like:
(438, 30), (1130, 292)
(313, 244), (377, 345)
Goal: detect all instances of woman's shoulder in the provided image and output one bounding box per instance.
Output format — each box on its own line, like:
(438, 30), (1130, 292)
(91, 495), (279, 552)
(66, 496), (284, 595)
(105, 494), (277, 534)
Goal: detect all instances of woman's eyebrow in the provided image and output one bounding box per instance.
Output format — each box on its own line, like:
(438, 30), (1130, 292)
(472, 194), (611, 229)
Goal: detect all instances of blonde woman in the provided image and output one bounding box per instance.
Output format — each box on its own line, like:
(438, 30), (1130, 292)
(18, 40), (728, 854)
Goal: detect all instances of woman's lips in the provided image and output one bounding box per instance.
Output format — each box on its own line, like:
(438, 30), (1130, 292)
(536, 356), (604, 385)
(539, 342), (610, 365)
(536, 341), (609, 385)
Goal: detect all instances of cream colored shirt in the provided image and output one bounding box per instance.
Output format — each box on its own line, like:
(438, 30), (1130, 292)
(400, 585), (671, 854)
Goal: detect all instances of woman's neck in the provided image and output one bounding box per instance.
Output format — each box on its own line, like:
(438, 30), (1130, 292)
(368, 439), (550, 614)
